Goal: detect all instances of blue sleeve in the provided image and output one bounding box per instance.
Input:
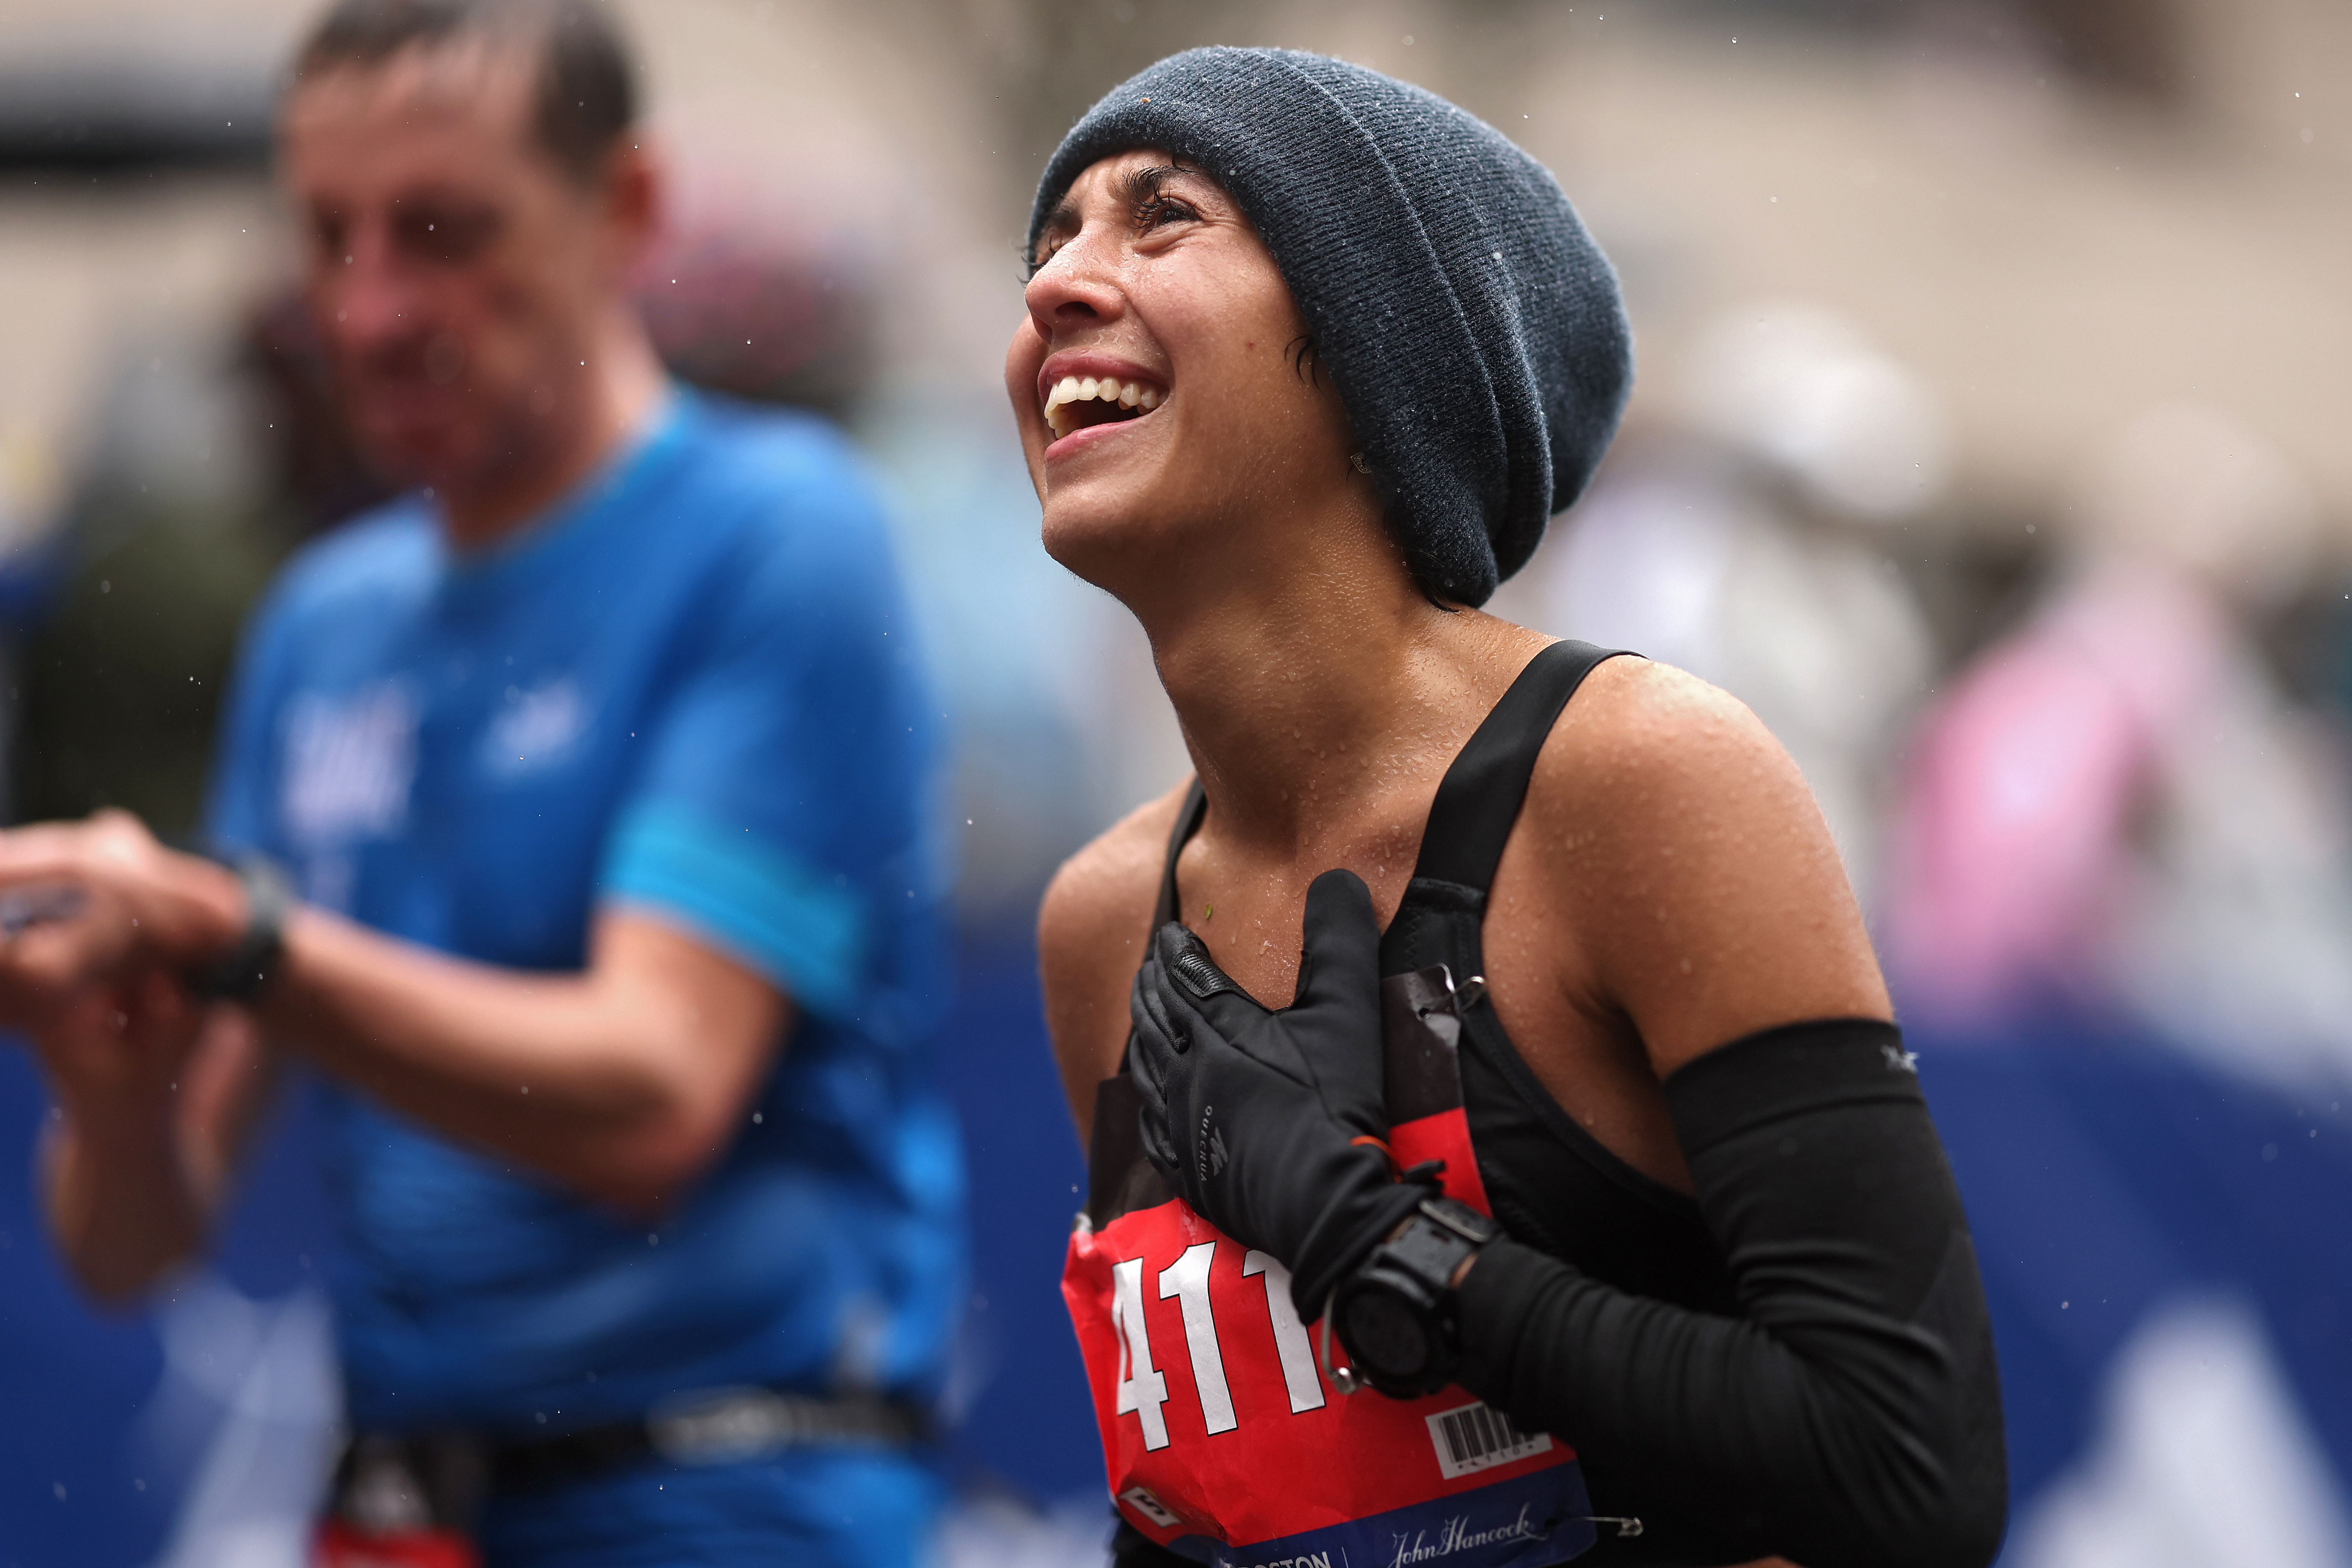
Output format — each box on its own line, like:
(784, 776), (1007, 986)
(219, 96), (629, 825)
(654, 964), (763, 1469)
(599, 437), (944, 1020)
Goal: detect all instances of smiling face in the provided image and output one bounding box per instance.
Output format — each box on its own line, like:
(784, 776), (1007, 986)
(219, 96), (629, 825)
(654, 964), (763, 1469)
(279, 40), (650, 499)
(1006, 151), (1369, 609)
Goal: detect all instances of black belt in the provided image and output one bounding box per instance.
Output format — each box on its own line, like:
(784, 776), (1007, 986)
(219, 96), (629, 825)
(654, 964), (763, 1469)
(329, 1388), (932, 1535)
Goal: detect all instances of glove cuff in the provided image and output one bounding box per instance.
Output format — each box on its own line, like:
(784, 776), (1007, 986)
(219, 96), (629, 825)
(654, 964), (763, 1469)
(1287, 1154), (1435, 1323)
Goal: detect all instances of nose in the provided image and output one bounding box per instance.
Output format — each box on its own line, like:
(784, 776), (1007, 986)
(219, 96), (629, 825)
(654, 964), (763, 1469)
(316, 217), (425, 360)
(1022, 223), (1127, 345)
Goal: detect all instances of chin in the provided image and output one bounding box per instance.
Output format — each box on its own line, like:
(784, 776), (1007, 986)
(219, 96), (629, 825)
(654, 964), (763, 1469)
(354, 421), (466, 498)
(1039, 491), (1201, 608)
(1037, 503), (1124, 590)
(348, 384), (481, 478)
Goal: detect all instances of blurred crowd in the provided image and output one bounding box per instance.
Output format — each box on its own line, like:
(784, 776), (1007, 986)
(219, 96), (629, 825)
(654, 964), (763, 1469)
(0, 0), (2347, 1564)
(1534, 311), (2352, 1093)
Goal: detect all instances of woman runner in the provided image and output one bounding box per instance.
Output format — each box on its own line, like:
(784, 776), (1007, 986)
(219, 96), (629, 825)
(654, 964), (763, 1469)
(1017, 48), (2006, 1568)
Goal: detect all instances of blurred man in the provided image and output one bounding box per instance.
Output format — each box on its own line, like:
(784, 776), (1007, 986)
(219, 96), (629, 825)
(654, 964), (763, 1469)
(0, 2), (962, 1564)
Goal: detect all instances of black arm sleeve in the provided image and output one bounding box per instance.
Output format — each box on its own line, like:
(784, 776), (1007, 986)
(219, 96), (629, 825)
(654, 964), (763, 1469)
(1452, 1019), (2007, 1568)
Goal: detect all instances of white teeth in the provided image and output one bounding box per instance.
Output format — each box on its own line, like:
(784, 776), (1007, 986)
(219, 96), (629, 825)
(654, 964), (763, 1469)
(1042, 373), (1165, 438)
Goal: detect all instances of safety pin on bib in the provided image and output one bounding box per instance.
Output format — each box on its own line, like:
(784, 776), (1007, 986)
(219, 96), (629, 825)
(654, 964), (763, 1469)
(1316, 1290), (1364, 1396)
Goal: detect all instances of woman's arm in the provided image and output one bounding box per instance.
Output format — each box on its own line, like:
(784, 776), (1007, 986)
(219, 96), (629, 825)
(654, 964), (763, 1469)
(1453, 1020), (2004, 1568)
(1453, 661), (2003, 1568)
(1526, 657), (1893, 1074)
(1128, 662), (2004, 1567)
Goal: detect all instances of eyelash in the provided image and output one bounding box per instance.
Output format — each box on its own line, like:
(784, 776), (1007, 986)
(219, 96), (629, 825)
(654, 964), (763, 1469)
(1025, 193), (1200, 278)
(1133, 193), (1197, 232)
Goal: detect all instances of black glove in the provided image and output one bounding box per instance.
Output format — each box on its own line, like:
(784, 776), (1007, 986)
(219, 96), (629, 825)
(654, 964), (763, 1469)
(1129, 868), (1429, 1322)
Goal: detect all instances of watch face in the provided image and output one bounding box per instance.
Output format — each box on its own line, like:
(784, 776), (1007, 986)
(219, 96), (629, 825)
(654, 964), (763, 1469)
(1342, 1287), (1432, 1382)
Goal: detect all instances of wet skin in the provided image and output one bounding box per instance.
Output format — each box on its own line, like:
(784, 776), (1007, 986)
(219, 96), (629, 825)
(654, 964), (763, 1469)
(1019, 152), (1864, 1568)
(1020, 152), (1893, 1211)
(1008, 152), (1379, 617)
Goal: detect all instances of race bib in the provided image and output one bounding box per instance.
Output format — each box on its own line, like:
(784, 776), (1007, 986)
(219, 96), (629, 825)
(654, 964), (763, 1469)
(314, 1435), (483, 1568)
(1064, 967), (1595, 1568)
(314, 1520), (478, 1568)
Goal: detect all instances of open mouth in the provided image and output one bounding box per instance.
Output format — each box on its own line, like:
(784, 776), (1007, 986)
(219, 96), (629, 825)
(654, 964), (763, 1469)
(1043, 374), (1164, 442)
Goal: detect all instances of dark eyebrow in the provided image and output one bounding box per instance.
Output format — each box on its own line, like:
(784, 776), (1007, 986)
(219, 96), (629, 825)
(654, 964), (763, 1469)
(1033, 160), (1207, 265)
(1118, 162), (1201, 207)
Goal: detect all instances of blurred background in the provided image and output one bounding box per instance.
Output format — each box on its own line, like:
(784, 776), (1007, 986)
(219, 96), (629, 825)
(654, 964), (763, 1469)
(1, 0), (2348, 1563)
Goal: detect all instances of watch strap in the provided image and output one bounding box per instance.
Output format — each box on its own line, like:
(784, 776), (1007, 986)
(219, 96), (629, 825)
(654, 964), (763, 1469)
(1383, 1206), (1487, 1293)
(1333, 1197), (1495, 1397)
(1416, 1195), (1498, 1248)
(185, 856), (292, 1004)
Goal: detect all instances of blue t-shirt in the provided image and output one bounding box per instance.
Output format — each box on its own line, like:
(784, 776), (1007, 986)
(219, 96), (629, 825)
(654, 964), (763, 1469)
(207, 392), (965, 1450)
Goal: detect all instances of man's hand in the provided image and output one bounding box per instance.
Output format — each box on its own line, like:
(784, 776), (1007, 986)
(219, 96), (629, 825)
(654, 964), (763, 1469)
(25, 960), (251, 1306)
(0, 815), (248, 1303)
(1129, 868), (1426, 1322)
(28, 969), (207, 1111)
(0, 810), (786, 1220)
(0, 811), (241, 1030)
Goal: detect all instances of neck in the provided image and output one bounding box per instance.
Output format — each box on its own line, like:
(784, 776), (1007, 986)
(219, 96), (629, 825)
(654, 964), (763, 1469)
(1134, 517), (1522, 858)
(438, 303), (668, 550)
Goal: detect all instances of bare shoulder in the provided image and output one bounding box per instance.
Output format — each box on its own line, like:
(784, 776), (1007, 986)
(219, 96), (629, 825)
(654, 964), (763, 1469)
(1524, 655), (1890, 1075)
(1038, 782), (1187, 990)
(1535, 655), (1809, 827)
(1037, 781), (1190, 1141)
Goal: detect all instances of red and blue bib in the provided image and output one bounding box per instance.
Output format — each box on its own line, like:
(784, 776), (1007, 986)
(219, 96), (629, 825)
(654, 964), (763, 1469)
(1065, 967), (1595, 1567)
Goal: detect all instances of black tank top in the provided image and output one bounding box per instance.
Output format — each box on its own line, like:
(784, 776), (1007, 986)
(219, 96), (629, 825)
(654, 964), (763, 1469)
(1148, 640), (1740, 1563)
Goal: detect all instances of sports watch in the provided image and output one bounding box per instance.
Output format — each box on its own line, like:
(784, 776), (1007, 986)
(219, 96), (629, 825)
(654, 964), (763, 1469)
(1332, 1195), (1497, 1399)
(184, 855), (292, 1004)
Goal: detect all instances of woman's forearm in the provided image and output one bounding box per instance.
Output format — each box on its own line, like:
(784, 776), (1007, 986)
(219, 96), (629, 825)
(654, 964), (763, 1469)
(1454, 1020), (2006, 1568)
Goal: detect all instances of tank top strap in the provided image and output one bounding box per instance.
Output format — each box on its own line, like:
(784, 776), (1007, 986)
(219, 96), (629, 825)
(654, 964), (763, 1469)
(1153, 777), (1209, 929)
(1409, 640), (1628, 894)
(1148, 642), (1622, 927)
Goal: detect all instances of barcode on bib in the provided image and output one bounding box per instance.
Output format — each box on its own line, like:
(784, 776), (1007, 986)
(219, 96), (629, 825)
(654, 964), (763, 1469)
(1120, 1486), (1182, 1529)
(1426, 1400), (1552, 1480)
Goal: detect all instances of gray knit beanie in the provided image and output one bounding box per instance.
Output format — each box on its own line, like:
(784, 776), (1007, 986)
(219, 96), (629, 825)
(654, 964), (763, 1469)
(1029, 47), (1632, 608)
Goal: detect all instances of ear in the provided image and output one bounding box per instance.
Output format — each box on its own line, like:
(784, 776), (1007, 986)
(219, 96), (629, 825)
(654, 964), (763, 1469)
(596, 136), (662, 278)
